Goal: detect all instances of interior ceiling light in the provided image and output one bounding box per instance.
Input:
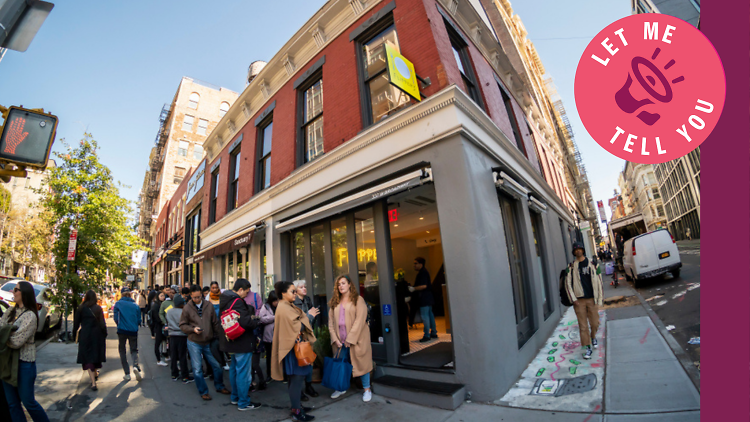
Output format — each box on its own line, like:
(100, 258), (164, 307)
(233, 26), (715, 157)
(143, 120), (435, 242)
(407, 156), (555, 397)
(419, 211), (424, 220)
(426, 231), (430, 234)
(394, 224), (399, 227)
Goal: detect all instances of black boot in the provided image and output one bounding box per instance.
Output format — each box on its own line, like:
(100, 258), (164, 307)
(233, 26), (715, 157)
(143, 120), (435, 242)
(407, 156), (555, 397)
(300, 391), (309, 402)
(305, 381), (319, 398)
(291, 408), (315, 421)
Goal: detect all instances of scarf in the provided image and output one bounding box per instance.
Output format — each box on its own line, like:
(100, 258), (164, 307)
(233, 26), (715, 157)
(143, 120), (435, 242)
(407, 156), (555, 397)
(209, 292), (220, 304)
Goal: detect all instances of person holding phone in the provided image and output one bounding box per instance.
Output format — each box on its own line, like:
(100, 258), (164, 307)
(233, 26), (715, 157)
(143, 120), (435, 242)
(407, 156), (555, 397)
(180, 285), (229, 400)
(293, 280), (320, 400)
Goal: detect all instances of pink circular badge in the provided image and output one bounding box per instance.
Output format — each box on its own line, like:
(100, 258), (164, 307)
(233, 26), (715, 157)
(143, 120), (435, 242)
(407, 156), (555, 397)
(575, 14), (725, 164)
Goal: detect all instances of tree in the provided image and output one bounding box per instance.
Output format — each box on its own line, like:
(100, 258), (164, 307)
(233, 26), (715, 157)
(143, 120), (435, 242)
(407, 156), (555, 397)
(39, 134), (145, 311)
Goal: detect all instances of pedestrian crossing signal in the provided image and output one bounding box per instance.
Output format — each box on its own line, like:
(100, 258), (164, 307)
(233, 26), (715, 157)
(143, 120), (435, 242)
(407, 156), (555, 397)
(0, 106), (57, 169)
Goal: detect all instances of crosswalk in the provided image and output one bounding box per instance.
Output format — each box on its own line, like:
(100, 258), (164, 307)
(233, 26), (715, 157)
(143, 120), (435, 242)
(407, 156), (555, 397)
(678, 249), (701, 255)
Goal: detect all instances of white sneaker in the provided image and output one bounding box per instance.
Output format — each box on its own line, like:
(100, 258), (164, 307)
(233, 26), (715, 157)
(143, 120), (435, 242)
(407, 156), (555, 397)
(331, 390), (347, 399)
(133, 366), (143, 381)
(363, 390), (372, 402)
(592, 338), (598, 349)
(157, 360), (168, 366)
(223, 364), (230, 371)
(123, 374), (131, 381)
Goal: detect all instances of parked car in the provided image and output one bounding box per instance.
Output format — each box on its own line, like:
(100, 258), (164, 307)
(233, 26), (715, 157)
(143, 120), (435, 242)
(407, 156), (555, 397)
(623, 229), (682, 287)
(0, 281), (62, 333)
(0, 299), (8, 318)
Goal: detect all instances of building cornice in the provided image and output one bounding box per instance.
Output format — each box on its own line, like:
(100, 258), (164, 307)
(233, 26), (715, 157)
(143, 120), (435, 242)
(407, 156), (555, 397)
(198, 85), (574, 249)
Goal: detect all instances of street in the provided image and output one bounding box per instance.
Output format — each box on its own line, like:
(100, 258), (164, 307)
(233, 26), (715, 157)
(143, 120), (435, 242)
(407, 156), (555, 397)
(620, 240), (701, 367)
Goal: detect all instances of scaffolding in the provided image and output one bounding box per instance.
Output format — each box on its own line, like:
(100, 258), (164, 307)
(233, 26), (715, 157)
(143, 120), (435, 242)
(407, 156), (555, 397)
(139, 103), (171, 240)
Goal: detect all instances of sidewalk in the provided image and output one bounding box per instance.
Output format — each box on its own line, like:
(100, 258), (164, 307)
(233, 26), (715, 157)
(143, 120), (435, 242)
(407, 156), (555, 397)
(35, 288), (699, 421)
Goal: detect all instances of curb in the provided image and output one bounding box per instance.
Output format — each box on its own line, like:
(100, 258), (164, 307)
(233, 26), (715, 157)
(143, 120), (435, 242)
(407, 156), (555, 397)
(35, 335), (57, 352)
(630, 286), (701, 392)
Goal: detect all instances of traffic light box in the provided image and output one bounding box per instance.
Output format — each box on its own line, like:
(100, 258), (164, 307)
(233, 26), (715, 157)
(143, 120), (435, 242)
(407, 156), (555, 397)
(0, 106), (57, 170)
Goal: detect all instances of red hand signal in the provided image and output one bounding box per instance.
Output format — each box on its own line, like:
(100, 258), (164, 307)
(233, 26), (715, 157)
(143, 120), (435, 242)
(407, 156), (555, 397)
(5, 117), (29, 154)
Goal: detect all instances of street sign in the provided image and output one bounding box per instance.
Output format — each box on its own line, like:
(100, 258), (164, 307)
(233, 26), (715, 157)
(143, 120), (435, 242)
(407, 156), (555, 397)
(0, 106), (58, 169)
(67, 228), (77, 261)
(126, 275), (135, 281)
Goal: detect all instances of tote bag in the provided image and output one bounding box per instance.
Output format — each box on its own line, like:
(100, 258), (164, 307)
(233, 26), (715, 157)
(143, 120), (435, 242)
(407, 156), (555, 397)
(322, 349), (352, 392)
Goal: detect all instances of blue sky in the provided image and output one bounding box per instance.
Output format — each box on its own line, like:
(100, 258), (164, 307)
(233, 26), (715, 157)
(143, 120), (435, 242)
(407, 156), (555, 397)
(0, 0), (629, 232)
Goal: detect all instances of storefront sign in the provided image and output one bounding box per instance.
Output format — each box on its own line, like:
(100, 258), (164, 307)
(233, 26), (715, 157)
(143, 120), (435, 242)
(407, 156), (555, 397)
(189, 227), (256, 264)
(416, 235), (441, 248)
(186, 159), (206, 203)
(385, 43), (420, 101)
(165, 254), (181, 262)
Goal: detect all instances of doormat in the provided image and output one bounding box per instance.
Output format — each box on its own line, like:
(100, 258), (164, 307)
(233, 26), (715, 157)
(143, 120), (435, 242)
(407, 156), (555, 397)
(529, 374), (597, 397)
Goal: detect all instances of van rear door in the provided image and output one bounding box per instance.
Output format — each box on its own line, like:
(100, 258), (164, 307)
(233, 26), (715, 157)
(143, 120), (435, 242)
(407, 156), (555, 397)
(634, 235), (659, 276)
(652, 229), (680, 270)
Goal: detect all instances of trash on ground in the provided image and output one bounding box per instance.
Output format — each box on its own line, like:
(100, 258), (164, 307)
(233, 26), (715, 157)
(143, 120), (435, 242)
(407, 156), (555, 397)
(687, 337), (700, 345)
(655, 300), (668, 306)
(646, 294), (664, 302)
(665, 325), (676, 331)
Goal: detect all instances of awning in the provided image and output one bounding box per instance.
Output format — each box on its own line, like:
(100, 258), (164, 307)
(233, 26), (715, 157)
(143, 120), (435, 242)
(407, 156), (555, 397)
(186, 224), (259, 265)
(275, 168), (433, 232)
(493, 170), (529, 199)
(166, 239), (183, 254)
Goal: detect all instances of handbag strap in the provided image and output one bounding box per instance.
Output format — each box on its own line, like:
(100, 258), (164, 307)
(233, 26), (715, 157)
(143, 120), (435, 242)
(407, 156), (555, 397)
(228, 298), (240, 313)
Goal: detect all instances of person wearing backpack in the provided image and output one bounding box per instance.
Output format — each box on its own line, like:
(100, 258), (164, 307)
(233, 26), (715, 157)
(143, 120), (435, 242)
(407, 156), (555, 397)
(565, 242), (604, 361)
(218, 278), (262, 411)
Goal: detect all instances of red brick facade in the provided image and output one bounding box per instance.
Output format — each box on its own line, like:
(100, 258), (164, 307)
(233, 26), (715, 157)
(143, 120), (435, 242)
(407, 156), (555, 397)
(199, 0), (550, 232)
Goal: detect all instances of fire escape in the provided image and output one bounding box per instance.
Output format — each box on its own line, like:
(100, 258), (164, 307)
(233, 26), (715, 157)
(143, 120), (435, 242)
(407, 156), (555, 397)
(139, 104), (171, 241)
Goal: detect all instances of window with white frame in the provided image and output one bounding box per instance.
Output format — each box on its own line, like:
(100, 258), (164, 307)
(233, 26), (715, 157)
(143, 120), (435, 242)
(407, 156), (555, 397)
(178, 140), (189, 157)
(197, 119), (209, 136)
(219, 101), (230, 117)
(182, 115), (194, 132)
(188, 93), (200, 109)
(193, 144), (204, 161)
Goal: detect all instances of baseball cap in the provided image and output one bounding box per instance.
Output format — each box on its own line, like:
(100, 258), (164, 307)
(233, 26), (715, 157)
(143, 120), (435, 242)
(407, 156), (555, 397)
(121, 286), (132, 294)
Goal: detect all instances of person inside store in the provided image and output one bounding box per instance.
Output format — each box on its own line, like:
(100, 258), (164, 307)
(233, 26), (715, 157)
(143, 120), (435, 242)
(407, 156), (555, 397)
(408, 257), (437, 342)
(270, 281), (317, 422)
(328, 275), (374, 403)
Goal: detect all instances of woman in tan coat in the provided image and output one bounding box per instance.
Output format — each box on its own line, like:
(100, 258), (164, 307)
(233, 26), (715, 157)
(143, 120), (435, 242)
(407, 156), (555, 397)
(270, 281), (317, 422)
(328, 275), (374, 402)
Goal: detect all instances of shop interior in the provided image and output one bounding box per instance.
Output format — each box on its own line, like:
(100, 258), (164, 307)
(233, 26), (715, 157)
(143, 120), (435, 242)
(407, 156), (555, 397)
(387, 184), (454, 369)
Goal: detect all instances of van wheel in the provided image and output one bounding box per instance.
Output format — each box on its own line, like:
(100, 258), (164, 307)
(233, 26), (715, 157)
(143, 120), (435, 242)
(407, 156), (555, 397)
(631, 271), (639, 289)
(625, 271), (632, 282)
(671, 269), (681, 279)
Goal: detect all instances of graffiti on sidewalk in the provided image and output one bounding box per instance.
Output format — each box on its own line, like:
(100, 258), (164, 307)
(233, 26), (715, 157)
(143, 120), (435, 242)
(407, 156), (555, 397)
(529, 374), (597, 397)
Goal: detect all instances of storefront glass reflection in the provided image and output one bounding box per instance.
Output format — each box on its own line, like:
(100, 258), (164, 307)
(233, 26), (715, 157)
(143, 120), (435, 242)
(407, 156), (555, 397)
(310, 224), (328, 324)
(331, 218), (348, 280)
(294, 230), (305, 281)
(355, 208), (381, 343)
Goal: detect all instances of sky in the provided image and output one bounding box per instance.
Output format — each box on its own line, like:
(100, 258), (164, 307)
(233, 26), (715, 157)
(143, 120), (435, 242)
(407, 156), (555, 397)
(0, 0), (630, 234)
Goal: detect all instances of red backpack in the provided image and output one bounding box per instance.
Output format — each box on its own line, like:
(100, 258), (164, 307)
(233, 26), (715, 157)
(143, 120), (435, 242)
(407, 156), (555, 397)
(220, 298), (245, 341)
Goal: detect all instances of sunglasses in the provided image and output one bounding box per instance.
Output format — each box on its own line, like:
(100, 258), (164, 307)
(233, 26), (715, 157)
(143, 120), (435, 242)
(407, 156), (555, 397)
(13, 287), (20, 293)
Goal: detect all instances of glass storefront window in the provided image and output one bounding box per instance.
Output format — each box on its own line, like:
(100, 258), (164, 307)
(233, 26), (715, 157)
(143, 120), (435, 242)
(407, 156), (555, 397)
(331, 218), (348, 280)
(500, 195), (534, 346)
(227, 253), (235, 288)
(531, 213), (552, 319)
(294, 231), (306, 281)
(355, 208), (381, 343)
(310, 224), (327, 324)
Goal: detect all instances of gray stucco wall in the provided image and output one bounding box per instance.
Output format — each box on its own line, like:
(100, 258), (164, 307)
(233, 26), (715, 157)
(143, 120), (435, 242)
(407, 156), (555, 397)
(269, 132), (575, 401)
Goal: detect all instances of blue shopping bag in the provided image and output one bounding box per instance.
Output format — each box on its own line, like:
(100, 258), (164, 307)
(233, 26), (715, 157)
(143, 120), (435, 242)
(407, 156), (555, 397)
(322, 349), (352, 392)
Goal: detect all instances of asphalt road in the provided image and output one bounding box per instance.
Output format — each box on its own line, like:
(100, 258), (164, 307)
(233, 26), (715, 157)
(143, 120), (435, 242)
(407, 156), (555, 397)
(623, 245), (701, 367)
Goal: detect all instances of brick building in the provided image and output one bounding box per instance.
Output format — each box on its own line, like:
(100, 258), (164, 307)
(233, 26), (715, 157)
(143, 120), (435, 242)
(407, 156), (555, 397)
(137, 77), (238, 248)
(180, 0), (586, 404)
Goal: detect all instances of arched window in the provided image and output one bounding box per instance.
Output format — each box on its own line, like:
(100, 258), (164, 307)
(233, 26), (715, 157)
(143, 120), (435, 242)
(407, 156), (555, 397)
(188, 93), (200, 109)
(219, 101), (230, 117)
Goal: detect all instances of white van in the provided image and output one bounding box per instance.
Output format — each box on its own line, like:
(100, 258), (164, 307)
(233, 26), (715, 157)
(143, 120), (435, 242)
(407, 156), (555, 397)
(623, 229), (682, 287)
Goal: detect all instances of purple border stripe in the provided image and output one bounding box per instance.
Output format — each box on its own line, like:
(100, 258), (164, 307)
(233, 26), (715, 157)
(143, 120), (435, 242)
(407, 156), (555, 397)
(702, 0), (750, 418)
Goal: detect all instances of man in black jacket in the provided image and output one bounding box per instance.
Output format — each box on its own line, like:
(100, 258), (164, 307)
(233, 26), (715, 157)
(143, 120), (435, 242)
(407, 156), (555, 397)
(219, 279), (262, 411)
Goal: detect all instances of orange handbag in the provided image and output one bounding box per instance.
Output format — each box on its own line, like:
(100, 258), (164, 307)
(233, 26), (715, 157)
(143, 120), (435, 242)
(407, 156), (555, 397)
(294, 334), (317, 367)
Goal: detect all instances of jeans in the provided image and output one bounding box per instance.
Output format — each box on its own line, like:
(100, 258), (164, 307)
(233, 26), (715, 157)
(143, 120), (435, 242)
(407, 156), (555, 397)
(187, 340), (225, 396)
(140, 308), (147, 326)
(229, 352), (252, 408)
(420, 306), (437, 337)
(117, 333), (139, 375)
(154, 325), (166, 361)
(2, 361), (50, 422)
(339, 347), (371, 389)
(169, 336), (189, 378)
(288, 374), (305, 409)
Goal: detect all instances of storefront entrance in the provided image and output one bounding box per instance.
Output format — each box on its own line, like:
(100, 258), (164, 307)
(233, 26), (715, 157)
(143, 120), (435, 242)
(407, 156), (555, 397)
(286, 174), (455, 370)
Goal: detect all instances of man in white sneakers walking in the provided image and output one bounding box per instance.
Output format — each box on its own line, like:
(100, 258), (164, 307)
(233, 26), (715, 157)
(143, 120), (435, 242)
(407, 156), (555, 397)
(113, 287), (143, 381)
(565, 242), (604, 360)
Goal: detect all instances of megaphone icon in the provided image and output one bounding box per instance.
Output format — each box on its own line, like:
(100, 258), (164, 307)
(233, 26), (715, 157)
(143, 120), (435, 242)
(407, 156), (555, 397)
(615, 48), (684, 126)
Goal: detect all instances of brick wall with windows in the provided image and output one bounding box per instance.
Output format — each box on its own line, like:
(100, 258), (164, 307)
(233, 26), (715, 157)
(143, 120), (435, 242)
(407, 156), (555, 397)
(200, 0), (547, 229)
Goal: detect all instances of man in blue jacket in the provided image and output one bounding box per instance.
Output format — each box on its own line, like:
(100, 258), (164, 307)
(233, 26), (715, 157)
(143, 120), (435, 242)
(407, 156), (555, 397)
(114, 287), (143, 382)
